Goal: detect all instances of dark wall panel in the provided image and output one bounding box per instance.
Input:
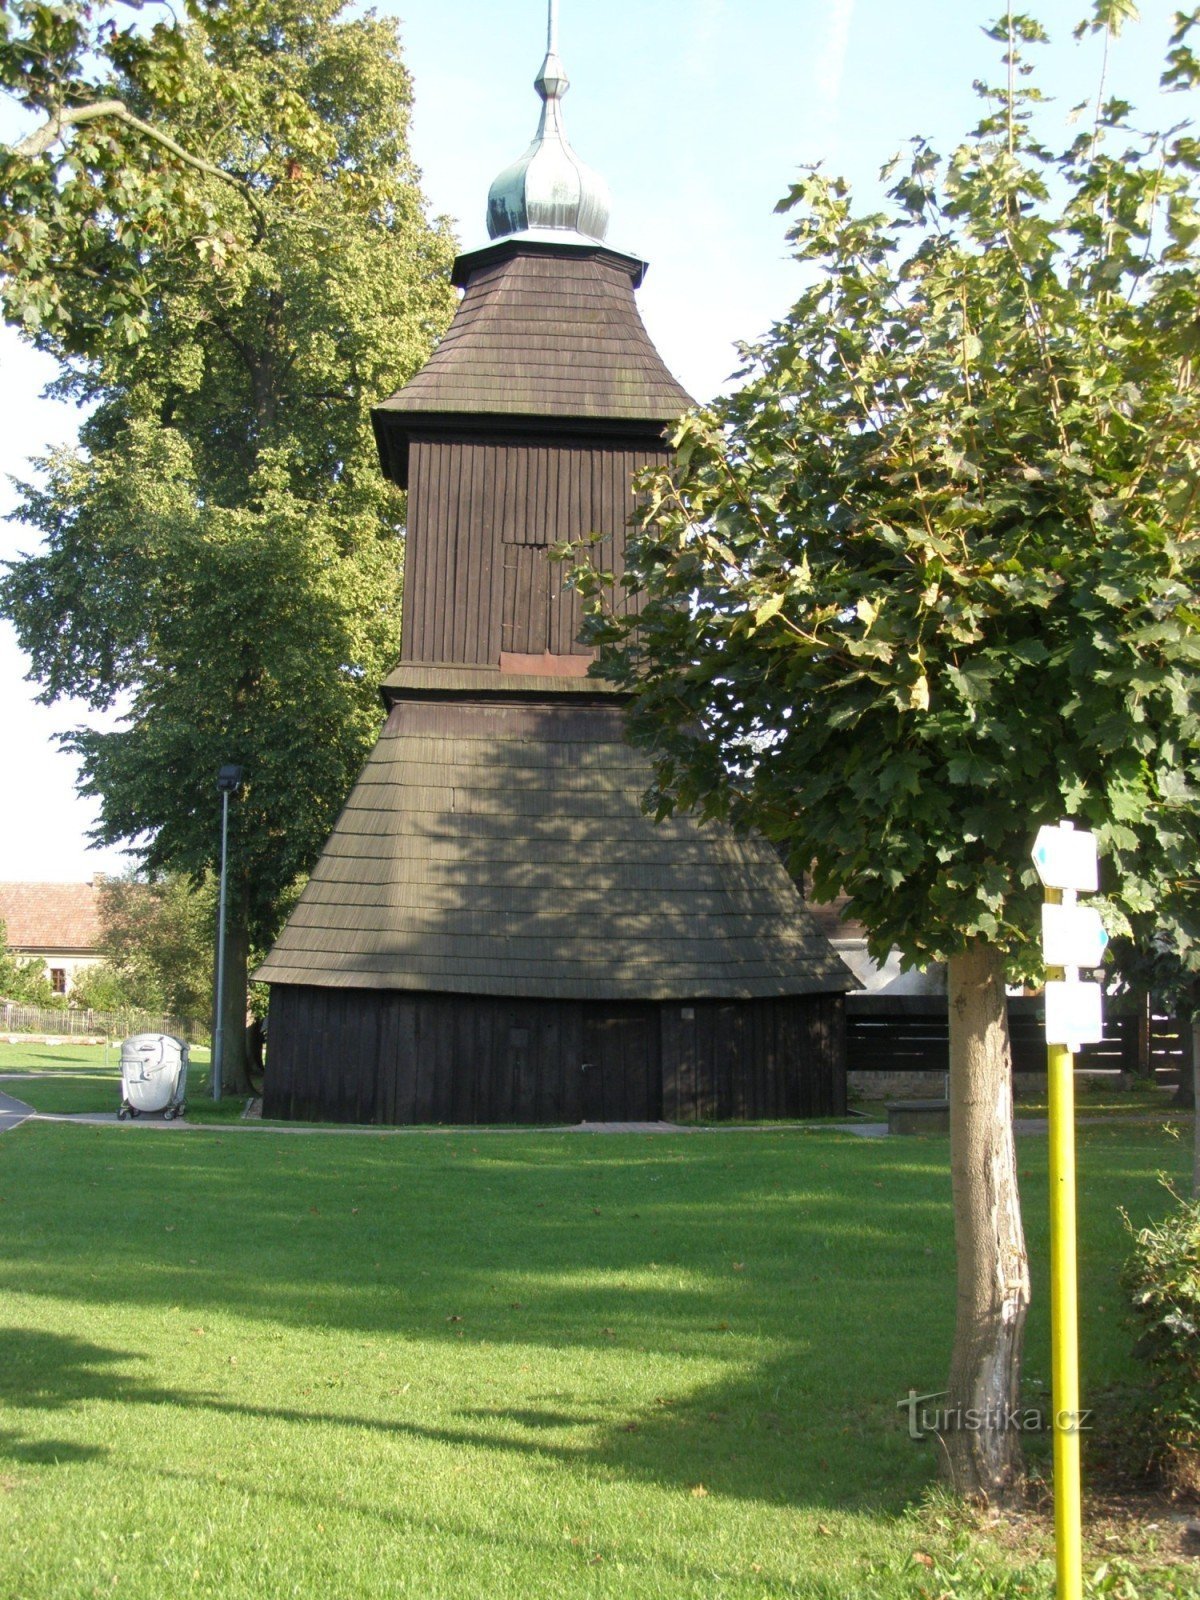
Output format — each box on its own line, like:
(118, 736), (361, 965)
(265, 987), (845, 1125)
(400, 439), (670, 667)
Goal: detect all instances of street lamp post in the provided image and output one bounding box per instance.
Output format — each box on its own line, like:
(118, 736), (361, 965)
(213, 764), (244, 1101)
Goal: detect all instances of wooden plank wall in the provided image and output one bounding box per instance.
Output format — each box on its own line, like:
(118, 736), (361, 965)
(847, 994), (1185, 1078)
(400, 439), (668, 666)
(660, 995), (845, 1121)
(264, 986), (846, 1124)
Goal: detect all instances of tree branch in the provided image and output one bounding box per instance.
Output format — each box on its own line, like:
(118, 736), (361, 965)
(11, 98), (262, 220)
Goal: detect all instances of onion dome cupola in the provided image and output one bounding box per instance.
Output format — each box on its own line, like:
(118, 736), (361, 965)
(486, 0), (612, 245)
(370, 1), (692, 492)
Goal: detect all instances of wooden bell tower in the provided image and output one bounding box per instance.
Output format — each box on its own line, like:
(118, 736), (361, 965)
(258, 11), (850, 1124)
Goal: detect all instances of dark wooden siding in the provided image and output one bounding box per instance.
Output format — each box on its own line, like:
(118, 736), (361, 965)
(660, 995), (845, 1121)
(264, 986), (845, 1124)
(846, 993), (1186, 1079)
(400, 439), (668, 666)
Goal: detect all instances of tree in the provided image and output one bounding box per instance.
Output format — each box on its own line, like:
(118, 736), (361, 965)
(67, 961), (136, 1014)
(69, 872), (217, 1020)
(0, 920), (57, 1006)
(3, 1), (290, 350)
(1, 1), (457, 1092)
(573, 6), (1200, 1499)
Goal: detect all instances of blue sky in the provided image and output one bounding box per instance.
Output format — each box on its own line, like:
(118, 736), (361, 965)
(0, 0), (1189, 880)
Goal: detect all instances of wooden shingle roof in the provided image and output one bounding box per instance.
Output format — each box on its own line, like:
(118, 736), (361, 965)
(256, 696), (848, 1001)
(372, 244), (694, 484)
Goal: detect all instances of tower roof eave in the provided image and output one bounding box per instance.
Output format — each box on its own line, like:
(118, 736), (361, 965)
(451, 231), (647, 289)
(371, 242), (694, 487)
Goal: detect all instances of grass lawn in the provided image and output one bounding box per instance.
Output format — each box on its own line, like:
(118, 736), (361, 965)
(850, 1077), (1187, 1124)
(0, 1041), (214, 1118)
(0, 1116), (1194, 1599)
(0, 1040), (124, 1074)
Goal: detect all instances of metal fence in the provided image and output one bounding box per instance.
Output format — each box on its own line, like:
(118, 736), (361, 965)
(0, 1001), (206, 1044)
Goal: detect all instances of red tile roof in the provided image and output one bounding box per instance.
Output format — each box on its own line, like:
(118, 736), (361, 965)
(0, 882), (105, 953)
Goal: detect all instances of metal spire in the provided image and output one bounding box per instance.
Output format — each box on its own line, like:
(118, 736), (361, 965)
(485, 0), (611, 244)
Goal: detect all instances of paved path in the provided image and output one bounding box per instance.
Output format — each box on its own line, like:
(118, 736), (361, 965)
(0, 1073), (1187, 1140)
(0, 1091), (35, 1132)
(0, 1098), (887, 1138)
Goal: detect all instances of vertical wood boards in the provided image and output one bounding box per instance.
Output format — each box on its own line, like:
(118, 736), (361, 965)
(401, 439), (669, 665)
(264, 986), (847, 1125)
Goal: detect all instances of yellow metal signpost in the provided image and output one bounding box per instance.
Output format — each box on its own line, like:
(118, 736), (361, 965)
(1032, 822), (1106, 1600)
(1047, 1021), (1083, 1599)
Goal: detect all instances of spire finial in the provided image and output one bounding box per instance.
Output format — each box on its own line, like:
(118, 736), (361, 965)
(485, 0), (611, 244)
(535, 0), (568, 105)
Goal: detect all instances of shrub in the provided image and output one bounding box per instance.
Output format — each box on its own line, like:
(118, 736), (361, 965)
(1122, 1188), (1200, 1496)
(68, 961), (137, 1013)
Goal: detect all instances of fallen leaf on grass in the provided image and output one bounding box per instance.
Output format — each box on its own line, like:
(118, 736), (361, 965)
(817, 1523), (832, 1536)
(690, 1484), (709, 1498)
(446, 1314), (463, 1323)
(911, 1551), (935, 1568)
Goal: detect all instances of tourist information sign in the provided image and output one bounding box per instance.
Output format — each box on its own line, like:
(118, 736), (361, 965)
(1031, 818), (1105, 1600)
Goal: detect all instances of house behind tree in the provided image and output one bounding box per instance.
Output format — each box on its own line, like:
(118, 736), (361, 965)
(0, 878), (107, 997)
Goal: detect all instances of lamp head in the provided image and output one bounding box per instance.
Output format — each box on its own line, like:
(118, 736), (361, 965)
(217, 764), (244, 794)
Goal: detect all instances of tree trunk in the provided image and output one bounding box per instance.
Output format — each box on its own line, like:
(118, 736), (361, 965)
(213, 908), (252, 1098)
(942, 940), (1031, 1504)
(1192, 1018), (1199, 1201)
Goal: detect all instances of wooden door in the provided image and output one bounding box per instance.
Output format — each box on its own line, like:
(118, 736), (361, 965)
(581, 1007), (662, 1122)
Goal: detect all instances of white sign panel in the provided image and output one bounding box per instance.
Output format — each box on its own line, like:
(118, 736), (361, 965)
(1041, 903), (1109, 969)
(1031, 824), (1099, 893)
(1044, 980), (1105, 1048)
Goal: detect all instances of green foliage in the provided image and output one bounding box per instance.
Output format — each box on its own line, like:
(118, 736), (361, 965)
(0, 919), (56, 1005)
(575, 10), (1200, 980)
(0, 1), (457, 948)
(76, 872), (215, 1017)
(65, 961), (137, 1014)
(1122, 1188), (1200, 1491)
(1, 1), (345, 350)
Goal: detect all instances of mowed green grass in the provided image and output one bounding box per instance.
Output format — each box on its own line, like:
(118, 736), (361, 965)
(0, 1040), (213, 1117)
(0, 1039), (119, 1075)
(0, 1118), (1193, 1599)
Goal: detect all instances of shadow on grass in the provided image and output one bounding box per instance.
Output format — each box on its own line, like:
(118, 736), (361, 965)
(0, 1432), (109, 1465)
(0, 1320), (926, 1512)
(0, 1124), (1184, 1514)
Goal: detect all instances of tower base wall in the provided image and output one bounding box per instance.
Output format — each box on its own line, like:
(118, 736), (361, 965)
(263, 985), (846, 1125)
